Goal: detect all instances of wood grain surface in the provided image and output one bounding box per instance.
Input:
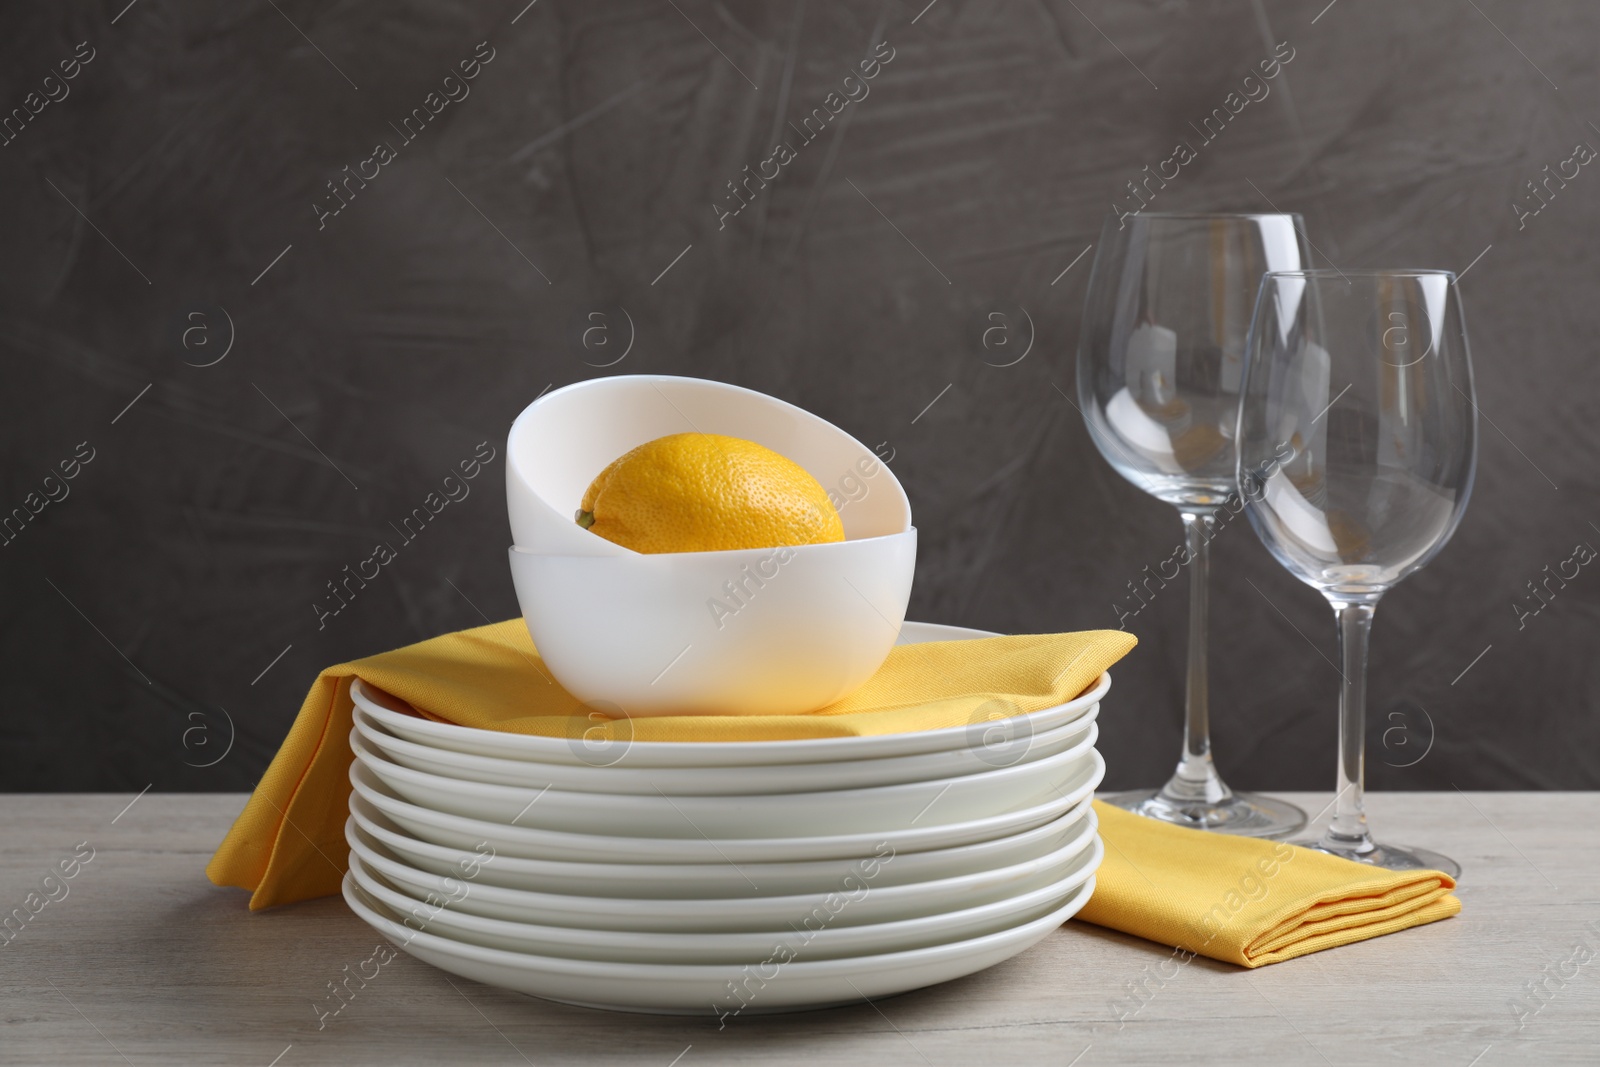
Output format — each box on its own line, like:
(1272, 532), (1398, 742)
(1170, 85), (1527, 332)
(1, 792), (1597, 1065)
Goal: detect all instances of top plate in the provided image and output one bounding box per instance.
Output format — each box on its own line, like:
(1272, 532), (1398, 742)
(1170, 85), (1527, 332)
(351, 621), (1110, 768)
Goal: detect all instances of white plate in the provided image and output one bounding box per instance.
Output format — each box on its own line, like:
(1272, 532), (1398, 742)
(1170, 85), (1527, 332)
(345, 811), (1100, 932)
(349, 789), (1092, 898)
(351, 724), (1098, 837)
(347, 844), (1100, 964)
(349, 752), (1104, 863)
(343, 870), (1095, 1014)
(352, 703), (1098, 796)
(349, 620), (1110, 768)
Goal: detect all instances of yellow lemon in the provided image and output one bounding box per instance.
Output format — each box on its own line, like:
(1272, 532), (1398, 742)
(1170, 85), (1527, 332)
(577, 433), (845, 553)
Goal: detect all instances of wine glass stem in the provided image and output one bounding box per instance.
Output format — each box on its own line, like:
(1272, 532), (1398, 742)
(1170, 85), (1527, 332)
(1161, 508), (1230, 804)
(1324, 598), (1379, 851)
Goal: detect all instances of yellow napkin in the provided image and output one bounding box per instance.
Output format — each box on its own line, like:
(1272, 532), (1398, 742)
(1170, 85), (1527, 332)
(208, 619), (1135, 910)
(1077, 801), (1460, 967)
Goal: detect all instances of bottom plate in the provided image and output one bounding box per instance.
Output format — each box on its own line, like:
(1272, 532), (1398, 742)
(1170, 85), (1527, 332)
(343, 870), (1095, 1015)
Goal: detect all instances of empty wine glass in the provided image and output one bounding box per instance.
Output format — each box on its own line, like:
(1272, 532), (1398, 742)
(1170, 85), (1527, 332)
(1237, 269), (1476, 876)
(1076, 213), (1308, 836)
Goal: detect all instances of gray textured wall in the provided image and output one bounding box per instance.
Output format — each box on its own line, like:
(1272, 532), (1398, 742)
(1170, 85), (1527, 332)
(2, 0), (1595, 794)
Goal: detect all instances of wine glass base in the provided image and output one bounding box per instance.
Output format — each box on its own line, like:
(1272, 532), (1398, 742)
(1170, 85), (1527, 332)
(1293, 839), (1461, 879)
(1100, 789), (1307, 838)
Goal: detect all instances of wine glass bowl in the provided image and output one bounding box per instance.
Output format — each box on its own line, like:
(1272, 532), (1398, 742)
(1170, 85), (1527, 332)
(1240, 270), (1476, 600)
(1238, 269), (1477, 875)
(1076, 212), (1310, 836)
(1079, 213), (1308, 509)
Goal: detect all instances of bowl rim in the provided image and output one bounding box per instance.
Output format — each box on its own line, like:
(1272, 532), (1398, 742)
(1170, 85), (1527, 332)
(506, 373), (912, 535)
(508, 526), (917, 561)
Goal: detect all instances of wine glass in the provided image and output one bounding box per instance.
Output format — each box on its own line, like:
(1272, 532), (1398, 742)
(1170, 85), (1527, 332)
(1076, 213), (1309, 836)
(1237, 269), (1476, 876)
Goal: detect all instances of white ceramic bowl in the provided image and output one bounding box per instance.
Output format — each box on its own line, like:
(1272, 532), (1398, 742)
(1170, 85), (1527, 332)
(505, 375), (912, 554)
(349, 789), (1092, 897)
(347, 622), (1111, 765)
(348, 753), (1105, 864)
(345, 814), (1100, 931)
(508, 531), (916, 717)
(351, 725), (1099, 837)
(351, 702), (1098, 795)
(342, 870), (1095, 1013)
(347, 849), (1095, 964)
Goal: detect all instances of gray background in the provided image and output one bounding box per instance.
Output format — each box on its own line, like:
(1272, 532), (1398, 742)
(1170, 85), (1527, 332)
(1, 0), (1594, 795)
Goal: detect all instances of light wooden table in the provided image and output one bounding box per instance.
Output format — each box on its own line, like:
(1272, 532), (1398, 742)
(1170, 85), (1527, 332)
(1, 793), (1596, 1066)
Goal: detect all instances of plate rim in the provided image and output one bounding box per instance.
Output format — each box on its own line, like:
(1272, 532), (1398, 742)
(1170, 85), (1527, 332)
(349, 620), (1112, 767)
(341, 862), (1100, 980)
(348, 788), (1094, 883)
(348, 751), (1106, 862)
(345, 844), (1101, 956)
(344, 808), (1102, 918)
(350, 701), (1100, 792)
(348, 721), (1100, 814)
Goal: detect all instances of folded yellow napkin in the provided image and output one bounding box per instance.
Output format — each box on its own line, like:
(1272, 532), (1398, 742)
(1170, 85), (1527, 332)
(1077, 801), (1460, 966)
(209, 619), (1135, 910)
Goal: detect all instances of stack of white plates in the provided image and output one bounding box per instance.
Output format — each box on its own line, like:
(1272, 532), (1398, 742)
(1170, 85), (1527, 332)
(342, 622), (1108, 1015)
